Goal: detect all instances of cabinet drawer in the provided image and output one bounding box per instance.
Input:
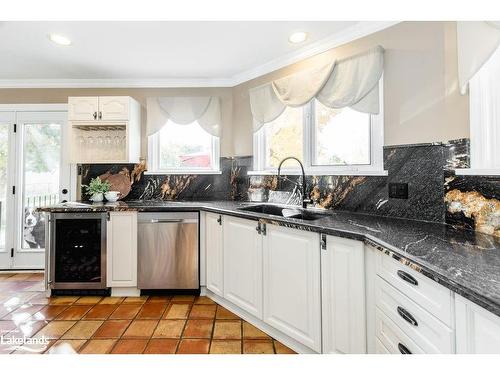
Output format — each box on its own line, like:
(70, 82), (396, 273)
(376, 252), (453, 326)
(375, 308), (424, 354)
(375, 276), (454, 353)
(375, 338), (391, 354)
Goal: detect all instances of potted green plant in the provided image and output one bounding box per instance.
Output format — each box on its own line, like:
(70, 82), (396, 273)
(82, 177), (111, 202)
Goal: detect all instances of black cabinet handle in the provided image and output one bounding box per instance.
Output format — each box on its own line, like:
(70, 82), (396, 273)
(98, 111), (102, 120)
(61, 188), (68, 194)
(398, 343), (412, 354)
(256, 223), (261, 234)
(217, 215), (222, 226)
(397, 306), (418, 326)
(93, 111), (97, 120)
(397, 270), (418, 286)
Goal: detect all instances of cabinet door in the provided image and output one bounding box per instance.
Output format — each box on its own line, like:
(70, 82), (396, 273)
(98, 96), (130, 121)
(68, 97), (99, 121)
(206, 213), (224, 297)
(107, 212), (137, 287)
(321, 235), (366, 353)
(223, 216), (263, 319)
(456, 294), (500, 353)
(263, 224), (321, 352)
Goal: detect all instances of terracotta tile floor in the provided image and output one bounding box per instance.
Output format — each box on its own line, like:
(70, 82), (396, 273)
(0, 273), (296, 354)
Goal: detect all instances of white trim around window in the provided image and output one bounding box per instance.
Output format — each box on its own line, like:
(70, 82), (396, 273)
(455, 45), (500, 176)
(146, 131), (221, 175)
(250, 79), (386, 176)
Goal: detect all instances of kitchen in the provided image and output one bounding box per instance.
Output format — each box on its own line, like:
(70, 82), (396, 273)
(1, 3), (500, 371)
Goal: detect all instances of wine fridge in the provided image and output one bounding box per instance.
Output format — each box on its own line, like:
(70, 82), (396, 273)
(46, 212), (107, 290)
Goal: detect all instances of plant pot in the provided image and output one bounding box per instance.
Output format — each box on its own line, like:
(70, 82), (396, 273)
(90, 192), (104, 202)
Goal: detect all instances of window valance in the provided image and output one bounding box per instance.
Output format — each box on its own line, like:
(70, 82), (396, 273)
(457, 21), (500, 95)
(249, 46), (384, 132)
(146, 96), (221, 137)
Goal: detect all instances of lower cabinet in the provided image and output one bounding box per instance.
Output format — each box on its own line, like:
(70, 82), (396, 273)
(106, 211), (137, 287)
(263, 224), (322, 352)
(205, 212), (224, 297)
(223, 216), (263, 319)
(321, 235), (366, 353)
(455, 294), (500, 353)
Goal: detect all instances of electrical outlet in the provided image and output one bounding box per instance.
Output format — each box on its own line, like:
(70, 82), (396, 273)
(388, 183), (408, 199)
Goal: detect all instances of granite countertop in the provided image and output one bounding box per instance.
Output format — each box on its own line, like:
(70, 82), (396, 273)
(39, 200), (500, 317)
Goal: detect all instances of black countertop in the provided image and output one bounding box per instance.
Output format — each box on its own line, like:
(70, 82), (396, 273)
(39, 200), (500, 317)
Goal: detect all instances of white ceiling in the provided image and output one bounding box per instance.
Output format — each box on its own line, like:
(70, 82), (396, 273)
(0, 21), (397, 87)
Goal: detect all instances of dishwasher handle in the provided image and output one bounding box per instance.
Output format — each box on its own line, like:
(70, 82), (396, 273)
(140, 218), (198, 224)
(150, 219), (182, 223)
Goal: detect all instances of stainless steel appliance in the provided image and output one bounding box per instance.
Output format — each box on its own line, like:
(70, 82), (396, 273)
(137, 212), (199, 291)
(46, 212), (107, 290)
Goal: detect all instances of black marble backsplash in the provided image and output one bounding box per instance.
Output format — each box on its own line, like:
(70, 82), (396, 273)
(81, 138), (500, 230)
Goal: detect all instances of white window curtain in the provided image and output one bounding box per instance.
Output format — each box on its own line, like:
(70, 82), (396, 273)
(146, 96), (221, 137)
(457, 21), (500, 95)
(249, 46), (384, 132)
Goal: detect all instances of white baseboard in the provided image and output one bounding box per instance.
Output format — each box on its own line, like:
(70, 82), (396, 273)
(202, 287), (319, 354)
(111, 287), (141, 297)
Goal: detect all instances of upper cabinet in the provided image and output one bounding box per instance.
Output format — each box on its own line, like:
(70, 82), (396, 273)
(98, 96), (130, 121)
(68, 97), (99, 121)
(67, 96), (141, 164)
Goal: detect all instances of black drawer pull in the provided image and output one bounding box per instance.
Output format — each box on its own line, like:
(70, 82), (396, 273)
(398, 343), (412, 354)
(397, 270), (418, 286)
(397, 306), (418, 326)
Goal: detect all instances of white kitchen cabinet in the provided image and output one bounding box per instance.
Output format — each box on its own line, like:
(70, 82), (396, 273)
(321, 235), (366, 353)
(98, 96), (130, 121)
(223, 216), (263, 319)
(68, 97), (99, 121)
(263, 224), (321, 352)
(205, 212), (224, 297)
(68, 96), (130, 121)
(106, 211), (138, 288)
(455, 294), (500, 353)
(68, 96), (141, 164)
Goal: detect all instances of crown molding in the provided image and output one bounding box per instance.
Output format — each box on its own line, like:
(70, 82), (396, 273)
(0, 78), (235, 89)
(0, 21), (400, 89)
(229, 21), (400, 85)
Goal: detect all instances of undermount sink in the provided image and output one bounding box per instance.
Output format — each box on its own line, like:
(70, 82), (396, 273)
(238, 204), (329, 221)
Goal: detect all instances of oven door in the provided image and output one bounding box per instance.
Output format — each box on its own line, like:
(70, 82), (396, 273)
(49, 212), (107, 289)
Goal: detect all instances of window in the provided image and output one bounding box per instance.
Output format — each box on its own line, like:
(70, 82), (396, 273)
(253, 95), (384, 175)
(148, 120), (220, 174)
(457, 44), (500, 175)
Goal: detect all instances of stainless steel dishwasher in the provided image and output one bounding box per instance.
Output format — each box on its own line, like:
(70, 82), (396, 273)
(137, 212), (199, 291)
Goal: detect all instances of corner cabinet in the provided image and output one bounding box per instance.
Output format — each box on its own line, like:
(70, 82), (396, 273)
(321, 235), (366, 353)
(106, 212), (138, 288)
(68, 96), (141, 164)
(205, 212), (224, 297)
(263, 224), (322, 352)
(455, 294), (500, 353)
(223, 216), (263, 319)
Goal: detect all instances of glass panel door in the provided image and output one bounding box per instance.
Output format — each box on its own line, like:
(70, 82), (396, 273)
(0, 112), (15, 269)
(13, 111), (69, 269)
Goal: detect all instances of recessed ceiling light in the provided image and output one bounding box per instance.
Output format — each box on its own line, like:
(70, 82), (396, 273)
(289, 31), (308, 44)
(48, 34), (72, 46)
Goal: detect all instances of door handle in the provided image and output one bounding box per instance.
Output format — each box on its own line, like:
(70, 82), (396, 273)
(149, 219), (183, 223)
(397, 270), (418, 286)
(256, 222), (262, 234)
(398, 343), (412, 354)
(397, 306), (418, 326)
